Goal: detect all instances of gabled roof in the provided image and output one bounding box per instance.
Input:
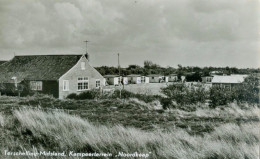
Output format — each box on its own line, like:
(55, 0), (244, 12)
(212, 75), (248, 84)
(126, 74), (141, 77)
(0, 55), (82, 83)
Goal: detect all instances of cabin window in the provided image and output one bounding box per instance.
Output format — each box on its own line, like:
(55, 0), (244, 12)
(96, 79), (101, 88)
(81, 62), (86, 70)
(152, 77), (154, 79)
(63, 80), (69, 91)
(30, 81), (42, 91)
(78, 77), (89, 91)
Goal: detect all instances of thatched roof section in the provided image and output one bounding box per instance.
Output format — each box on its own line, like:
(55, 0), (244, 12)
(0, 55), (82, 83)
(0, 61), (7, 65)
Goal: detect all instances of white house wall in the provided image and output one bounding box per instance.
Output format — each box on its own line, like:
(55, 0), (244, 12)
(58, 56), (105, 99)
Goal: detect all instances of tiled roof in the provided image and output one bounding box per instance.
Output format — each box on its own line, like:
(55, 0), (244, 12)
(0, 55), (82, 83)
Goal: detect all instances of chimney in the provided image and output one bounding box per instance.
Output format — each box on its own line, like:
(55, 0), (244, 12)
(84, 40), (89, 61)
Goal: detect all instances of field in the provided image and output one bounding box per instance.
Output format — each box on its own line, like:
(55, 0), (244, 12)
(0, 95), (259, 159)
(104, 83), (170, 95)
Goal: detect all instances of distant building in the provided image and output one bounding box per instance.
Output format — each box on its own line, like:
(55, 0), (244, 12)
(126, 74), (141, 84)
(147, 74), (164, 83)
(202, 76), (213, 83)
(181, 76), (186, 83)
(0, 54), (105, 99)
(122, 77), (128, 85)
(104, 75), (120, 86)
(141, 76), (149, 83)
(210, 71), (223, 76)
(168, 74), (178, 82)
(211, 75), (248, 90)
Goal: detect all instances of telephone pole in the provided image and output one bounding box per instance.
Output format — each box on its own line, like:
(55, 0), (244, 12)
(118, 53), (122, 99)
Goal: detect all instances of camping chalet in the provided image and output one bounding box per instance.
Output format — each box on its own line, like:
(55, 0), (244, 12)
(0, 54), (105, 99)
(211, 75), (248, 89)
(202, 76), (214, 83)
(126, 74), (142, 84)
(103, 75), (120, 85)
(168, 74), (178, 82)
(147, 74), (166, 83)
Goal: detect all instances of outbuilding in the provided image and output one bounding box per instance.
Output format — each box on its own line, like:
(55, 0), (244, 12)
(141, 76), (149, 83)
(147, 74), (164, 83)
(211, 75), (248, 90)
(202, 76), (213, 83)
(104, 75), (120, 86)
(168, 74), (178, 82)
(127, 74), (142, 84)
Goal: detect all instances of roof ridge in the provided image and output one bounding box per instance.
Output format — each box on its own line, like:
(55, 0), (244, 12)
(14, 54), (83, 56)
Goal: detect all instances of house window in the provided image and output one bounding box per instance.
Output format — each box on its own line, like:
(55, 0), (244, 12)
(30, 81), (42, 91)
(96, 79), (101, 88)
(81, 62), (86, 70)
(78, 77), (89, 91)
(152, 77), (154, 79)
(63, 80), (69, 91)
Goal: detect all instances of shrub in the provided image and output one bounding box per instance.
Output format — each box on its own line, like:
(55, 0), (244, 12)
(160, 98), (172, 109)
(112, 89), (159, 103)
(209, 87), (235, 108)
(161, 83), (208, 106)
(234, 75), (259, 104)
(67, 89), (101, 100)
(66, 93), (78, 99)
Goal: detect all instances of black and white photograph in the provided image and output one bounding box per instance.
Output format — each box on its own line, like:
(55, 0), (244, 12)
(0, 0), (259, 158)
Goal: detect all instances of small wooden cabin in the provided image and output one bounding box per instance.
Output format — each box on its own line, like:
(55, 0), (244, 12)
(127, 74), (142, 84)
(104, 75), (120, 86)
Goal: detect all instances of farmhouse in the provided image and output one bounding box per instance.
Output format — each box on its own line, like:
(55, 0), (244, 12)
(104, 75), (120, 85)
(0, 54), (105, 99)
(168, 74), (178, 82)
(211, 75), (248, 90)
(127, 74), (142, 84)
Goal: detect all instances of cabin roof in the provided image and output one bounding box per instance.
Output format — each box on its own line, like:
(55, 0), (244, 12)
(146, 74), (163, 77)
(169, 74), (177, 76)
(0, 55), (83, 83)
(103, 75), (120, 78)
(126, 74), (141, 77)
(212, 75), (248, 84)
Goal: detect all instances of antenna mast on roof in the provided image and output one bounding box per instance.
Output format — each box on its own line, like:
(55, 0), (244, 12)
(84, 40), (90, 61)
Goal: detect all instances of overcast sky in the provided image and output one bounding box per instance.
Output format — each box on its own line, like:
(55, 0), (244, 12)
(0, 0), (259, 68)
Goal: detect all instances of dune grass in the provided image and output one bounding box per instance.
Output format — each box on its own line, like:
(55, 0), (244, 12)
(0, 95), (259, 158)
(0, 108), (259, 159)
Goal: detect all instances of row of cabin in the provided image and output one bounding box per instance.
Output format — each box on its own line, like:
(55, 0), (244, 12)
(103, 74), (178, 85)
